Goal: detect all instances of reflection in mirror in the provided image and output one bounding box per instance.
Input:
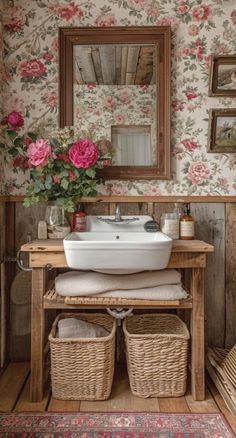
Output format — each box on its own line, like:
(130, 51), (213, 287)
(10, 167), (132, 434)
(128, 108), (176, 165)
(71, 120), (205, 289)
(59, 27), (171, 180)
(73, 44), (157, 168)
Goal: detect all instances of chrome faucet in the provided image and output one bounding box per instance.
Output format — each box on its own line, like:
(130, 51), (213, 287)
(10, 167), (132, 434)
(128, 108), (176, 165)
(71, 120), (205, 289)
(115, 205), (121, 222)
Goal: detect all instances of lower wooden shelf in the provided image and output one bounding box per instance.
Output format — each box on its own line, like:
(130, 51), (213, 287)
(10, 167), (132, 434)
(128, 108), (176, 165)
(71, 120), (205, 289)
(43, 287), (193, 310)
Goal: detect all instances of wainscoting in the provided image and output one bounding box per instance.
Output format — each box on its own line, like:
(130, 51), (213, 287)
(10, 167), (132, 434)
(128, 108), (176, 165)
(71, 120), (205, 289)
(0, 197), (236, 362)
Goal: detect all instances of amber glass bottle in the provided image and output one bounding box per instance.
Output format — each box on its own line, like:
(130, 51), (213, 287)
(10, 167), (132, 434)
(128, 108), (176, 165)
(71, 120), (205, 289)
(180, 203), (194, 240)
(72, 203), (87, 232)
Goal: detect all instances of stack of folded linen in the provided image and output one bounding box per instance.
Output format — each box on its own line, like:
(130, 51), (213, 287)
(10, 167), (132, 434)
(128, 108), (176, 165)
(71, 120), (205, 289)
(56, 317), (109, 338)
(55, 269), (187, 300)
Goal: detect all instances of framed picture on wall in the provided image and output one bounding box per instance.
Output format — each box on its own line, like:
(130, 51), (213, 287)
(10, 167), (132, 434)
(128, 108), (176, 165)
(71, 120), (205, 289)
(209, 55), (236, 96)
(208, 108), (236, 152)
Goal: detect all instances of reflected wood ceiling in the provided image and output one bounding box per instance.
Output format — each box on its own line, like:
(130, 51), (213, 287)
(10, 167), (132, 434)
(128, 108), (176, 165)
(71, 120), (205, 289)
(73, 45), (155, 86)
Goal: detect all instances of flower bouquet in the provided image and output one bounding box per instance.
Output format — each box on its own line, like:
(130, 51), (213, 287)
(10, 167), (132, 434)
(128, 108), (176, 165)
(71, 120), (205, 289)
(0, 111), (114, 211)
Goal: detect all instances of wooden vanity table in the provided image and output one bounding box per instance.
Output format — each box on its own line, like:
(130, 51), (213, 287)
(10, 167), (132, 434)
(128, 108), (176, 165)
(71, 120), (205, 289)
(21, 239), (213, 403)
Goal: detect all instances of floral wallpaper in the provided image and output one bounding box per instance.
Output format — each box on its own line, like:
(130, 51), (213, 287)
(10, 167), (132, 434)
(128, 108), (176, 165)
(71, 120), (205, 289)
(1, 0), (236, 196)
(74, 84), (156, 164)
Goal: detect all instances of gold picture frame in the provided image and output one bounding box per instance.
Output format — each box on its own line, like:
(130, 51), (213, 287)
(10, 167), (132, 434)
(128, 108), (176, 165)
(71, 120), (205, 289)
(209, 55), (236, 96)
(208, 108), (236, 152)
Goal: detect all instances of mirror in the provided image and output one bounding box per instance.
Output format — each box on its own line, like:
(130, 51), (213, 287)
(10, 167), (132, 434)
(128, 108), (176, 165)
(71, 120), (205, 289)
(59, 27), (171, 180)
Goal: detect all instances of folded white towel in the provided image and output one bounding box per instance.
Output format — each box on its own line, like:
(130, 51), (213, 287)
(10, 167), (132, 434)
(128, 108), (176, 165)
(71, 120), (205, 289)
(55, 269), (181, 296)
(57, 318), (109, 339)
(95, 284), (188, 300)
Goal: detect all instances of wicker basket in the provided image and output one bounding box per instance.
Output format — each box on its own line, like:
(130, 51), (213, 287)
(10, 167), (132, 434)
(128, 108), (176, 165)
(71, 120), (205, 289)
(123, 313), (190, 398)
(49, 313), (116, 400)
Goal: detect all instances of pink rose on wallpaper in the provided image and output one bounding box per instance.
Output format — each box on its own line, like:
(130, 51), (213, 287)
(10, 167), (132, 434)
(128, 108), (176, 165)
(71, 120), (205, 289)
(182, 139), (198, 151)
(192, 5), (211, 21)
(115, 114), (125, 124)
(188, 24), (199, 36)
(18, 59), (46, 78)
(3, 6), (26, 32)
(127, 0), (147, 11)
(157, 16), (179, 29)
(27, 139), (51, 166)
(44, 92), (58, 108)
(51, 38), (59, 54)
(119, 92), (130, 103)
(187, 162), (210, 185)
(50, 2), (84, 21)
(143, 187), (161, 196)
(69, 139), (99, 168)
(3, 111), (24, 130)
(95, 14), (117, 27)
(43, 52), (53, 62)
(147, 5), (159, 18)
(103, 96), (117, 110)
(217, 177), (229, 189)
(231, 10), (236, 24)
(178, 1), (189, 14)
(12, 156), (29, 170)
(185, 91), (198, 100)
(172, 99), (184, 112)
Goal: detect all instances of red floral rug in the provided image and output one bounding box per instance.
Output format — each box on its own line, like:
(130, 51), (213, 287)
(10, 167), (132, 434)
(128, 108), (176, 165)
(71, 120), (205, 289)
(0, 412), (234, 437)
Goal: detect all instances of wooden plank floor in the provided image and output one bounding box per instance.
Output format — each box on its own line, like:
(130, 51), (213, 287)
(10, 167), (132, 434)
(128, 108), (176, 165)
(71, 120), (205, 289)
(0, 361), (236, 434)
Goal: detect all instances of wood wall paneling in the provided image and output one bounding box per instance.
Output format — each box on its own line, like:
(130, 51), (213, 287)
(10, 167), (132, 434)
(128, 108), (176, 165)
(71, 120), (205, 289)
(190, 204), (225, 348)
(225, 203), (236, 348)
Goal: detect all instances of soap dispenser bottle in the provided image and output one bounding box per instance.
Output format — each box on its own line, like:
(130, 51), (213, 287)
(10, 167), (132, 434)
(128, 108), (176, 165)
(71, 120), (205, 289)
(73, 203), (87, 232)
(180, 203), (195, 240)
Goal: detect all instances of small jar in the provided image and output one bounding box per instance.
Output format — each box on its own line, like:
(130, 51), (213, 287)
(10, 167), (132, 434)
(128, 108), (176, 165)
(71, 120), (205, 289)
(160, 213), (179, 239)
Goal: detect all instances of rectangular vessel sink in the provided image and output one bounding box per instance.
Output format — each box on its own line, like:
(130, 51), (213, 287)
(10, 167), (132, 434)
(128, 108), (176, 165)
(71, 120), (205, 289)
(64, 216), (172, 273)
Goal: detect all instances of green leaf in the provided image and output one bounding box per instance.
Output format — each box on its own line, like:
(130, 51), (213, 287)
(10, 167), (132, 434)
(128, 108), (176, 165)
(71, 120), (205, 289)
(85, 168), (96, 178)
(61, 178), (69, 190)
(7, 130), (17, 140)
(45, 174), (52, 190)
(27, 132), (37, 142)
(0, 143), (6, 149)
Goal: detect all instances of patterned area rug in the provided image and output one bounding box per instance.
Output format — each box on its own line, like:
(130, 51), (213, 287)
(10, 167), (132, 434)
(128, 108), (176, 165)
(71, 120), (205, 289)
(0, 412), (234, 437)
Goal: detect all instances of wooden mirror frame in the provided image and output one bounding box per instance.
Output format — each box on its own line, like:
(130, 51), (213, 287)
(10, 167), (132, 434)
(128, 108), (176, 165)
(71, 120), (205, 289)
(59, 26), (171, 180)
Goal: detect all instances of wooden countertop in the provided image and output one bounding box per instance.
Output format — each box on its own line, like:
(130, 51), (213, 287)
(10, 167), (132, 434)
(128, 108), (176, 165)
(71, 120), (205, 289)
(21, 239), (214, 253)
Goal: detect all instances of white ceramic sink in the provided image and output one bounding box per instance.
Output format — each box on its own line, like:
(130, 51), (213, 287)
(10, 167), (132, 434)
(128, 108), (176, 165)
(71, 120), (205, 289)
(63, 215), (172, 273)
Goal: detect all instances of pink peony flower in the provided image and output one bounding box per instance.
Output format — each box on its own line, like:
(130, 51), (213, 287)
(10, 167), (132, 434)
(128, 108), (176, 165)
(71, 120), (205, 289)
(18, 59), (46, 78)
(43, 52), (54, 62)
(27, 139), (51, 166)
(95, 13), (117, 27)
(3, 111), (24, 129)
(3, 6), (26, 32)
(187, 161), (210, 185)
(69, 139), (99, 168)
(192, 5), (211, 21)
(182, 139), (198, 151)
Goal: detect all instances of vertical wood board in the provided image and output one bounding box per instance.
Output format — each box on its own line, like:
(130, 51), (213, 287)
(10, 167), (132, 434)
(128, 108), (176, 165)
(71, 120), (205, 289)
(225, 203), (236, 348)
(190, 203), (225, 348)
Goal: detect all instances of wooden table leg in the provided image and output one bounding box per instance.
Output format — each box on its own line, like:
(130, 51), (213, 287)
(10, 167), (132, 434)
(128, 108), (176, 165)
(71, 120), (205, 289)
(30, 268), (45, 402)
(191, 267), (205, 401)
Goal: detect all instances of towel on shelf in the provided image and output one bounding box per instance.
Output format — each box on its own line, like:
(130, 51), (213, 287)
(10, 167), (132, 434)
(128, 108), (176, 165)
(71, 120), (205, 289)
(55, 269), (181, 296)
(57, 317), (109, 339)
(95, 284), (188, 300)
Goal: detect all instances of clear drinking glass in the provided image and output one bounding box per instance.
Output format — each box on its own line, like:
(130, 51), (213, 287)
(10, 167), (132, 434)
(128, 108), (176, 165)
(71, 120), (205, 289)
(45, 205), (64, 226)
